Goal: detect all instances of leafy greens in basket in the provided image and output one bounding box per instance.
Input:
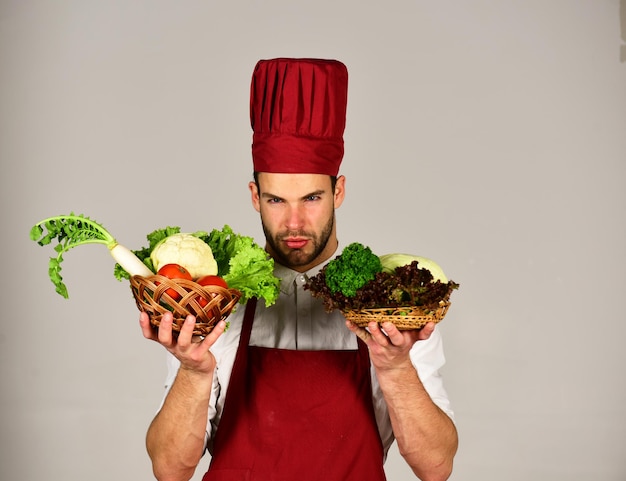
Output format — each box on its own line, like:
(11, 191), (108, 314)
(30, 214), (280, 306)
(305, 242), (459, 314)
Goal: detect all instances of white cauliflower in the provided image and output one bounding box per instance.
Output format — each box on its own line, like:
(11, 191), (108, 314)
(150, 233), (218, 279)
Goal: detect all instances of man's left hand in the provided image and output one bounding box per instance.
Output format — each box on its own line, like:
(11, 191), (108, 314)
(346, 320), (435, 371)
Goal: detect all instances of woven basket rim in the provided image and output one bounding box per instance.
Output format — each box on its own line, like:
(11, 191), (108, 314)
(129, 275), (241, 336)
(342, 301), (450, 330)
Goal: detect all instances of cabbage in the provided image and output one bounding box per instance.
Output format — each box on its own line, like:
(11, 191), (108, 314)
(379, 253), (448, 283)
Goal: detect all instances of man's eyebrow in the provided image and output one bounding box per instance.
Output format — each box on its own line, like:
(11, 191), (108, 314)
(260, 189), (327, 201)
(260, 191), (285, 201)
(301, 189), (326, 200)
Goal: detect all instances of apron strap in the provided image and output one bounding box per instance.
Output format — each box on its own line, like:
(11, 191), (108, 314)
(239, 297), (257, 347)
(211, 298), (257, 449)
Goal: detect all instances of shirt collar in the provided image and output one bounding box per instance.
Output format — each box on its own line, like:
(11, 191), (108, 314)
(273, 241), (343, 295)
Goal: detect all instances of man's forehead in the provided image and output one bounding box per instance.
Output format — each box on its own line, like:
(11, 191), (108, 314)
(257, 172), (332, 191)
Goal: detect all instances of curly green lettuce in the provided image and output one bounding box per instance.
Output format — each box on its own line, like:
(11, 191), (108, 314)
(201, 225), (280, 306)
(323, 242), (383, 297)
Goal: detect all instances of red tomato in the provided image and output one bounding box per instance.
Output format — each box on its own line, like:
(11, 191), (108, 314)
(196, 275), (228, 308)
(157, 263), (192, 300)
(196, 275), (228, 289)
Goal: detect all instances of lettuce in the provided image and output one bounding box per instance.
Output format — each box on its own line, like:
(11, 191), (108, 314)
(201, 225), (280, 306)
(323, 242), (382, 297)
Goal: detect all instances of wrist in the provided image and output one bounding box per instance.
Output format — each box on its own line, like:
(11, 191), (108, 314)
(177, 364), (214, 388)
(376, 361), (420, 389)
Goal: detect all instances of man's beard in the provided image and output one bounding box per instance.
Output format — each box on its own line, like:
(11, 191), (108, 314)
(262, 213), (335, 269)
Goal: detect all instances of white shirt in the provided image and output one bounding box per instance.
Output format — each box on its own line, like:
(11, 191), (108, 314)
(161, 253), (455, 457)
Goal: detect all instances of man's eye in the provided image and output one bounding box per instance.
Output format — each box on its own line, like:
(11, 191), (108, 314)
(305, 195), (321, 201)
(267, 197), (283, 204)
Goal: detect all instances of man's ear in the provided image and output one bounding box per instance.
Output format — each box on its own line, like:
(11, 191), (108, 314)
(249, 181), (261, 212)
(334, 175), (346, 209)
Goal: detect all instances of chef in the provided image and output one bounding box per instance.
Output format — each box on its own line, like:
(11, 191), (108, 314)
(140, 57), (458, 481)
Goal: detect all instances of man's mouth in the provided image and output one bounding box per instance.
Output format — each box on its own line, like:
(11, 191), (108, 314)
(284, 237), (309, 249)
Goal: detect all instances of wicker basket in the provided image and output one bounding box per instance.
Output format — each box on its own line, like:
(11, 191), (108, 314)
(342, 301), (451, 330)
(130, 275), (241, 336)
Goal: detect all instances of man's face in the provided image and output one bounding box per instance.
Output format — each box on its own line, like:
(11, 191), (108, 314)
(250, 173), (346, 272)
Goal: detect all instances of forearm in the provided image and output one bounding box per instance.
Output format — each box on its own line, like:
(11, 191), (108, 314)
(146, 367), (214, 481)
(378, 363), (458, 481)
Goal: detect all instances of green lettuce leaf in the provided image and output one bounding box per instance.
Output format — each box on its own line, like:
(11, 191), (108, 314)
(203, 226), (280, 306)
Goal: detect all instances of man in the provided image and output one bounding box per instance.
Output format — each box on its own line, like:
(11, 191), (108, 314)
(139, 58), (458, 481)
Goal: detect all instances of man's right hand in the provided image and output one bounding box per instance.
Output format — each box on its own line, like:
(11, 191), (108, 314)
(139, 311), (227, 375)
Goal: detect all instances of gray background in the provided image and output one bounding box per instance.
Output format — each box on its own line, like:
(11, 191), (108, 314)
(2, 1), (625, 480)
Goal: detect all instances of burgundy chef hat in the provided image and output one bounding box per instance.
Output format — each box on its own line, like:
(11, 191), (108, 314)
(250, 58), (348, 176)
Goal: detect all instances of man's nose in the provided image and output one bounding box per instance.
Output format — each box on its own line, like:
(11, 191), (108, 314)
(285, 205), (304, 231)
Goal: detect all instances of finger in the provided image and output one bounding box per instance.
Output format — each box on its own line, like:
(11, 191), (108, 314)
(201, 320), (227, 348)
(176, 314), (198, 348)
(139, 312), (156, 340)
(345, 320), (371, 342)
(380, 321), (405, 345)
(157, 312), (175, 346)
(367, 322), (390, 346)
(417, 322), (436, 340)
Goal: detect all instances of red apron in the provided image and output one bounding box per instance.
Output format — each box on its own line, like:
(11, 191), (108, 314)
(203, 299), (387, 481)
